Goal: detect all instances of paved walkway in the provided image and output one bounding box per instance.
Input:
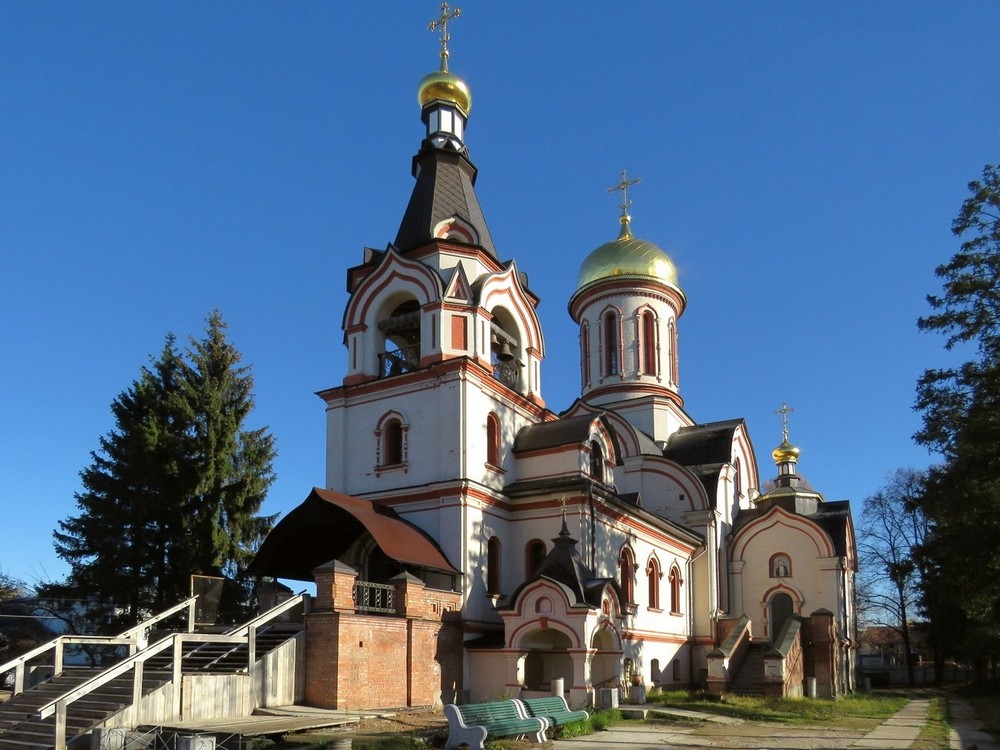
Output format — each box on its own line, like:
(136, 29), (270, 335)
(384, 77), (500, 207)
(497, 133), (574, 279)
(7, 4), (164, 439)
(554, 694), (998, 750)
(949, 696), (998, 750)
(853, 698), (930, 748)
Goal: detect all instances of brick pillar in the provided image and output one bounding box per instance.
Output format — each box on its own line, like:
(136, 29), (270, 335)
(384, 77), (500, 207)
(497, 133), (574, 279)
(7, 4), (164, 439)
(806, 609), (836, 698)
(304, 560), (360, 709)
(313, 560), (358, 613)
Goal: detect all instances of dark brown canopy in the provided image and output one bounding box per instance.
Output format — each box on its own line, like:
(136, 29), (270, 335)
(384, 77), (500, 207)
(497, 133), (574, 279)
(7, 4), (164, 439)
(250, 487), (460, 581)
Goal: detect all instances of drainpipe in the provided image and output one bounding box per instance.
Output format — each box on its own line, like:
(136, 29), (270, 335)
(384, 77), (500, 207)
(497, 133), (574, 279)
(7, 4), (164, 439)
(588, 484), (596, 572)
(687, 543), (709, 687)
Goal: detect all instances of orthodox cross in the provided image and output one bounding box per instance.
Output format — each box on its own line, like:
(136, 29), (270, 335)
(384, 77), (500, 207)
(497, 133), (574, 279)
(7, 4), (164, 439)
(608, 169), (640, 217)
(774, 402), (795, 441)
(429, 3), (462, 66)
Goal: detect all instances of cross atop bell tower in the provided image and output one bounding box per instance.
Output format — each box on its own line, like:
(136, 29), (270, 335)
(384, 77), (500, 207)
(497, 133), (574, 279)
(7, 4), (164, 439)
(429, 3), (462, 71)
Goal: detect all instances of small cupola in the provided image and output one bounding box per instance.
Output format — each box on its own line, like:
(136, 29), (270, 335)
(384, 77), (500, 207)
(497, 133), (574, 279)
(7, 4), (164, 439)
(772, 402), (802, 488)
(418, 3), (470, 150)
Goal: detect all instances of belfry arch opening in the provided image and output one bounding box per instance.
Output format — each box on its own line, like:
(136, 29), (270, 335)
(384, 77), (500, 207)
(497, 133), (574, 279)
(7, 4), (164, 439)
(378, 298), (421, 377)
(490, 307), (522, 391)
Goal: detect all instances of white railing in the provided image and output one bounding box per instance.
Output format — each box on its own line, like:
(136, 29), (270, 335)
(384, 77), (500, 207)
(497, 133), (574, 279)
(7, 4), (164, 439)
(0, 596), (198, 696)
(34, 594), (307, 750)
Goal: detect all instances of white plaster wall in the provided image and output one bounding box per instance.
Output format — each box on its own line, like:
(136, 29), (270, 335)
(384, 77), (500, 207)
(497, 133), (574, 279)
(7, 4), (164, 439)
(731, 523), (842, 640)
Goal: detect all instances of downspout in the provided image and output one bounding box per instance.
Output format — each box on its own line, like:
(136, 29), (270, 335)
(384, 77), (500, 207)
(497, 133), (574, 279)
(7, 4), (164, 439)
(588, 483), (596, 572)
(687, 543), (709, 687)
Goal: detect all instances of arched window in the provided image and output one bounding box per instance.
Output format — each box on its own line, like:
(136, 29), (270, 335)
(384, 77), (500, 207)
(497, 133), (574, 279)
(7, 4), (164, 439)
(375, 411), (409, 471)
(384, 420), (403, 465)
(589, 440), (604, 483)
(640, 310), (656, 376)
(603, 311), (619, 376)
(525, 539), (546, 578)
(669, 319), (679, 386)
(646, 557), (661, 610)
(486, 413), (501, 468)
(619, 546), (635, 604)
(580, 321), (591, 389)
(487, 536), (502, 595)
(770, 553), (792, 578)
(668, 565), (683, 614)
(733, 457), (743, 499)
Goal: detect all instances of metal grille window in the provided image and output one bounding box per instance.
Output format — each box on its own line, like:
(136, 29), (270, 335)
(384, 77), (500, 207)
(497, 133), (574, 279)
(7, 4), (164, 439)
(353, 581), (396, 614)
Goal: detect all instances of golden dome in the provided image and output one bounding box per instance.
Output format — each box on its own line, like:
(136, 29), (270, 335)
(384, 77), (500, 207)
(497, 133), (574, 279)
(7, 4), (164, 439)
(418, 68), (471, 115)
(576, 216), (680, 292)
(772, 438), (801, 464)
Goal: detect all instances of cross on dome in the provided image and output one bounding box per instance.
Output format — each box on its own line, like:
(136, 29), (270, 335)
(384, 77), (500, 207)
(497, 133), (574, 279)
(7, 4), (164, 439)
(429, 3), (462, 71)
(774, 401), (795, 442)
(608, 169), (641, 216)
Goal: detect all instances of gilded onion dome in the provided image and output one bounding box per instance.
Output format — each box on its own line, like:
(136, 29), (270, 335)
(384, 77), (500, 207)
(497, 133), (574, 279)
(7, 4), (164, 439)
(576, 214), (680, 292)
(772, 438), (801, 465)
(418, 68), (471, 115)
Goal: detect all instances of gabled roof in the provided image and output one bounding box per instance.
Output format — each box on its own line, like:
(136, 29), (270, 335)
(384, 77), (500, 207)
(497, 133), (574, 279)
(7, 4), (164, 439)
(249, 487), (460, 581)
(662, 418), (745, 466)
(394, 148), (498, 260)
(512, 412), (622, 462)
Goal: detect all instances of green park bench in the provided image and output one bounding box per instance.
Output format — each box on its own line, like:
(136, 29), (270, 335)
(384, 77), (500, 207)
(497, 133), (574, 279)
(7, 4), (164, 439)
(517, 695), (590, 728)
(443, 700), (548, 749)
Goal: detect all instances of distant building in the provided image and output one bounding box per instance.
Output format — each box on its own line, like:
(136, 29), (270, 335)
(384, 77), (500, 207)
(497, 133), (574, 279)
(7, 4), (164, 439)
(250, 20), (857, 708)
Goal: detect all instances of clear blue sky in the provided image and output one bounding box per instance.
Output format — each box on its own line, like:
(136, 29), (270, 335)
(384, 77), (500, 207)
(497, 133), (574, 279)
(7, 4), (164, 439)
(2, 2), (998, 588)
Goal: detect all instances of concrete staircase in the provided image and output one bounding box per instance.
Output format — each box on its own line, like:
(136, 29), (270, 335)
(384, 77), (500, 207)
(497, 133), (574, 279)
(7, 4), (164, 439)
(0, 600), (306, 750)
(728, 642), (771, 696)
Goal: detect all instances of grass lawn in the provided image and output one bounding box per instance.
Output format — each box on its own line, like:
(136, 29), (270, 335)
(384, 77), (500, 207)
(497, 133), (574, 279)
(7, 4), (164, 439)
(645, 689), (908, 727)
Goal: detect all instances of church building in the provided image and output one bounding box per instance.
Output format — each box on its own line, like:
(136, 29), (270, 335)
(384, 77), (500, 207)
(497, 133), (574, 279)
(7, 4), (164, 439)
(250, 10), (857, 709)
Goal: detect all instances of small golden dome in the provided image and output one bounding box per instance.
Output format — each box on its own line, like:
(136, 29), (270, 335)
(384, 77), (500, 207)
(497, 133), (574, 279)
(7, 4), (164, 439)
(576, 216), (680, 292)
(418, 69), (471, 115)
(772, 438), (801, 465)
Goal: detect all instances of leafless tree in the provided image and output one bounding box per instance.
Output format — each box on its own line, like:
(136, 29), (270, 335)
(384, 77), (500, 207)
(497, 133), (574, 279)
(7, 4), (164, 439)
(857, 468), (928, 684)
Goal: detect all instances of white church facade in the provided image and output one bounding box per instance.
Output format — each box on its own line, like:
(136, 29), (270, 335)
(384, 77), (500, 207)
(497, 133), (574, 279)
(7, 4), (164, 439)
(250, 19), (857, 709)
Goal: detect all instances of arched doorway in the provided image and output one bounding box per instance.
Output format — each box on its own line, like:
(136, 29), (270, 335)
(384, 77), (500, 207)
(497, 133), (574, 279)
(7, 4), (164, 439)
(519, 628), (573, 692)
(769, 592), (794, 643)
(589, 626), (620, 688)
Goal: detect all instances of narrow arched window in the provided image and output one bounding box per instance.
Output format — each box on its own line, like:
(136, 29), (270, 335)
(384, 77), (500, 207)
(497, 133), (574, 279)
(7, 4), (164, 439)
(646, 557), (661, 610)
(619, 546), (635, 604)
(384, 419), (403, 465)
(525, 539), (546, 578)
(641, 311), (656, 376)
(734, 457), (743, 499)
(487, 536), (502, 595)
(669, 565), (682, 614)
(604, 312), (619, 376)
(669, 319), (679, 385)
(589, 440), (604, 483)
(486, 413), (501, 468)
(580, 321), (591, 389)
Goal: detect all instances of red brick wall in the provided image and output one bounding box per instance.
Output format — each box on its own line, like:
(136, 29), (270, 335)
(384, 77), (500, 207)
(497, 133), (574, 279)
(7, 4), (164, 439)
(304, 575), (463, 710)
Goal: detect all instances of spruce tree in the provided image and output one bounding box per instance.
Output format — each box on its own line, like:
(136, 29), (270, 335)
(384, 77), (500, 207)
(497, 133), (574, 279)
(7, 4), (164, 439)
(52, 314), (276, 629)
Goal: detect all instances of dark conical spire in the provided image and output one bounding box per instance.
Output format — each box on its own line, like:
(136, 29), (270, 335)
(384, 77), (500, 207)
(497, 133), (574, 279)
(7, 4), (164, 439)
(394, 7), (497, 259)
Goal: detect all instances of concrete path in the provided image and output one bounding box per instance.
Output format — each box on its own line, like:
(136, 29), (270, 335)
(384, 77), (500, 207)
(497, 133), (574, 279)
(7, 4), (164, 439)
(949, 696), (998, 750)
(556, 693), (997, 750)
(852, 698), (930, 748)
